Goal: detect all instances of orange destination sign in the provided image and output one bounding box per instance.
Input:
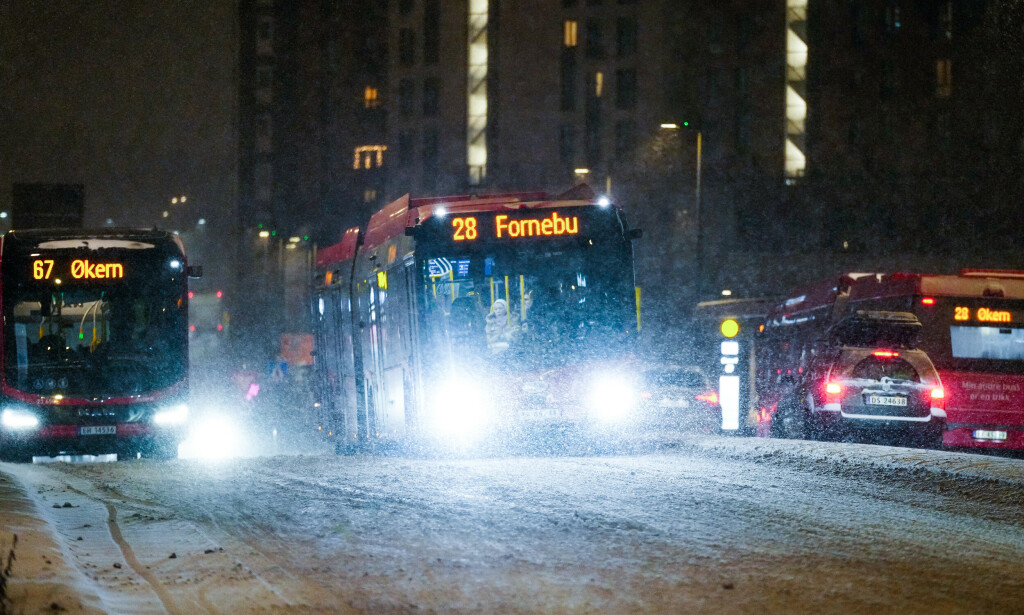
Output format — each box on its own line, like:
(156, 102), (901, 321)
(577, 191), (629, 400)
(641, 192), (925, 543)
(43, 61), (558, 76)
(32, 259), (125, 281)
(954, 306), (1013, 324)
(451, 212), (581, 241)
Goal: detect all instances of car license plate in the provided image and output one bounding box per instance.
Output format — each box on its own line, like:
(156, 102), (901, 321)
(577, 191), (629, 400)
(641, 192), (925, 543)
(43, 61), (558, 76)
(973, 430), (1008, 441)
(866, 395), (907, 407)
(521, 408), (561, 421)
(79, 425), (116, 435)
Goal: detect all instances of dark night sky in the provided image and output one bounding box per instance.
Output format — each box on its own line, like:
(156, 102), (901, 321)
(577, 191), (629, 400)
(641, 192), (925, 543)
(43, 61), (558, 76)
(0, 1), (237, 229)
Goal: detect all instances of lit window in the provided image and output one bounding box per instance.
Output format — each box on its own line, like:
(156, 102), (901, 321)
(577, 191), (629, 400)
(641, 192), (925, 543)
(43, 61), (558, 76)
(594, 71), (604, 97)
(936, 59), (952, 98)
(885, 3), (901, 33)
(364, 189), (378, 202)
(257, 17), (273, 55)
(353, 145), (387, 170)
(564, 20), (578, 47)
(940, 1), (953, 40)
(364, 86), (380, 108)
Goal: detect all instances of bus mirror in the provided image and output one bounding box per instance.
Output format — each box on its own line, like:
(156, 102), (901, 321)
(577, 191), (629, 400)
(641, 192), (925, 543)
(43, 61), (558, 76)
(627, 228), (643, 240)
(187, 265), (203, 278)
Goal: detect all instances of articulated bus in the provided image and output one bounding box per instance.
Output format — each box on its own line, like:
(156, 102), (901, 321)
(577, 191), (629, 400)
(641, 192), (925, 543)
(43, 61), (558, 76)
(0, 229), (197, 461)
(311, 186), (642, 450)
(758, 270), (1024, 450)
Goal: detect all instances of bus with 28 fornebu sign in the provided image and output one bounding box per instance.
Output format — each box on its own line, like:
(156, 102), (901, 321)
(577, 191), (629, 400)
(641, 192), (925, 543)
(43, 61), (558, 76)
(0, 229), (199, 461)
(311, 185), (643, 451)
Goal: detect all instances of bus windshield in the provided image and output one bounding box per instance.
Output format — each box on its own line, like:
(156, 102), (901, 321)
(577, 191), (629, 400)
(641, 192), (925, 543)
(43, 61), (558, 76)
(2, 251), (186, 397)
(421, 242), (634, 370)
(916, 297), (1024, 375)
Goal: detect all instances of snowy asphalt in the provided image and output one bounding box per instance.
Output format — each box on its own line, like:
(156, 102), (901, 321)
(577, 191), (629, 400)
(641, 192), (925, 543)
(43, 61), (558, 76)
(1, 435), (1023, 614)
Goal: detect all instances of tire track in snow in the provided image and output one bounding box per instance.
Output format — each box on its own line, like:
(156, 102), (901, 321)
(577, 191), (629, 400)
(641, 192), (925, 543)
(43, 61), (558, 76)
(97, 497), (183, 615)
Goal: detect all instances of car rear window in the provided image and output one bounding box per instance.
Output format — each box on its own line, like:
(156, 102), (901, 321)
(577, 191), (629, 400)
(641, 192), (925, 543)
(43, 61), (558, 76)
(850, 357), (920, 382)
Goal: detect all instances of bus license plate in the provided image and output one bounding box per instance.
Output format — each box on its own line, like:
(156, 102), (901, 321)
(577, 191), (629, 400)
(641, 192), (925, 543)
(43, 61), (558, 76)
(866, 395), (907, 407)
(973, 430), (1008, 441)
(80, 425), (116, 435)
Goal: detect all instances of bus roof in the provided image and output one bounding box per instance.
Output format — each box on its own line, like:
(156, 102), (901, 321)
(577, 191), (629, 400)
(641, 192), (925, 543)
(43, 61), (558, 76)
(362, 185), (601, 250)
(315, 227), (360, 269)
(774, 271), (1024, 318)
(3, 227), (185, 254)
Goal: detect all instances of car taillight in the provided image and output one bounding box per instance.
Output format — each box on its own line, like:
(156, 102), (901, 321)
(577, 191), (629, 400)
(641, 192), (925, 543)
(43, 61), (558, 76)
(824, 382), (842, 401)
(696, 391), (719, 404)
(930, 387), (945, 409)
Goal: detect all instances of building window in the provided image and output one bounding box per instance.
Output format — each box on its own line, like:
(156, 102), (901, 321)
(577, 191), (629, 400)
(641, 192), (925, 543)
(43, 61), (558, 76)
(735, 112), (750, 152)
(559, 125), (576, 164)
(614, 121), (635, 158)
(615, 69), (637, 109)
(399, 78), (415, 115)
(881, 61), (899, 99)
(363, 189), (378, 203)
(423, 78), (439, 116)
(616, 17), (637, 57)
(585, 20), (604, 59)
(885, 2), (901, 33)
(364, 86), (380, 108)
(594, 71), (604, 97)
(254, 163), (273, 202)
(399, 0), (414, 16)
(424, 0), (440, 64)
(256, 66), (273, 88)
(940, 1), (953, 40)
(564, 20), (578, 47)
(398, 130), (414, 168)
(256, 66), (273, 104)
(257, 16), (273, 55)
(399, 29), (416, 66)
(936, 59), (952, 98)
(423, 129), (439, 191)
(848, 119), (862, 149)
(560, 51), (577, 111)
(255, 114), (272, 153)
(354, 145), (387, 170)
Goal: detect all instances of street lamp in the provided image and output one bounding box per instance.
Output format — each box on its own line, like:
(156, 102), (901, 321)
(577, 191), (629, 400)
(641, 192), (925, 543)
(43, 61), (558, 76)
(660, 122), (703, 303)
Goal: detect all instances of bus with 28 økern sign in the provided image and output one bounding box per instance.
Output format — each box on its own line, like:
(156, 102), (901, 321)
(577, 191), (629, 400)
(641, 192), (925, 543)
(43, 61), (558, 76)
(310, 185), (643, 451)
(759, 271), (1024, 450)
(0, 229), (199, 461)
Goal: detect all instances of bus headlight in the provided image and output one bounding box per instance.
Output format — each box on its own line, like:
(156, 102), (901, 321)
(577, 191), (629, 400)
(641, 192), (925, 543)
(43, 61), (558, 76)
(429, 376), (492, 439)
(153, 404), (189, 426)
(1, 407), (41, 431)
(588, 374), (637, 423)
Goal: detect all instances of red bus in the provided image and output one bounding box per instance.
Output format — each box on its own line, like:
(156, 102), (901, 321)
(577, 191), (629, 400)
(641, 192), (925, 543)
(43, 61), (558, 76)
(311, 186), (642, 450)
(758, 270), (1024, 450)
(0, 229), (197, 461)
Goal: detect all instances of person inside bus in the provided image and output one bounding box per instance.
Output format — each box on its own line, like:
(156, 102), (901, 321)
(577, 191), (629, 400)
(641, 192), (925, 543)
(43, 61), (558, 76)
(486, 298), (518, 354)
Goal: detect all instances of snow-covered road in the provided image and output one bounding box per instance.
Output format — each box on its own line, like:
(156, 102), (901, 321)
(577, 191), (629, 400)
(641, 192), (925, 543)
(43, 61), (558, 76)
(2, 436), (1023, 614)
